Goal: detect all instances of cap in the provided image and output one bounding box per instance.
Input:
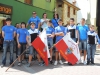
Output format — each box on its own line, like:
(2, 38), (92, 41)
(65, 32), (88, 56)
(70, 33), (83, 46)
(32, 12), (36, 14)
(30, 22), (36, 25)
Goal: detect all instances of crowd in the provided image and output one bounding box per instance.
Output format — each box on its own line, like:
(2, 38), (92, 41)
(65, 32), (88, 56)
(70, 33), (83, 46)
(1, 11), (100, 68)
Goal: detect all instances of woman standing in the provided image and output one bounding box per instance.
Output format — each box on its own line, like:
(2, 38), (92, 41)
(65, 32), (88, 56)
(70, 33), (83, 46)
(51, 13), (60, 28)
(40, 13), (49, 31)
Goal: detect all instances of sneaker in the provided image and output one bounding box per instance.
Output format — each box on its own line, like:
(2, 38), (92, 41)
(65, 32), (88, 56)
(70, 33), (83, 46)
(59, 60), (63, 65)
(77, 59), (82, 64)
(40, 62), (44, 66)
(18, 62), (21, 66)
(38, 62), (41, 66)
(68, 62), (72, 65)
(50, 60), (53, 64)
(54, 61), (58, 66)
(21, 60), (25, 64)
(27, 63), (31, 67)
(91, 62), (95, 65)
(83, 61), (87, 65)
(1, 64), (5, 68)
(38, 62), (44, 66)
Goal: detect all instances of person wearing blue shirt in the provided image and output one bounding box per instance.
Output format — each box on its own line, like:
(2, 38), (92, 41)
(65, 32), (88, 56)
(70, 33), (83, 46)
(17, 22), (29, 66)
(1, 18), (16, 68)
(76, 18), (89, 65)
(87, 25), (100, 65)
(27, 11), (41, 29)
(52, 13), (60, 44)
(46, 20), (55, 64)
(54, 19), (66, 66)
(51, 13), (59, 28)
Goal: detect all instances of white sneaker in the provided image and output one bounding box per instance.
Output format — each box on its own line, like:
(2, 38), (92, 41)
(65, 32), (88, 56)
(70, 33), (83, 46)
(54, 61), (58, 65)
(77, 59), (82, 64)
(59, 60), (63, 65)
(83, 61), (87, 65)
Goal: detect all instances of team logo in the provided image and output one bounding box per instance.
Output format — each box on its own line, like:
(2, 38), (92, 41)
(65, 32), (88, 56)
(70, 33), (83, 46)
(65, 47), (73, 54)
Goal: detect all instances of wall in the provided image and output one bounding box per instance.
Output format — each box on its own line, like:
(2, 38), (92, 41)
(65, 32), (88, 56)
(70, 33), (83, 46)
(18, 0), (55, 12)
(75, 0), (88, 23)
(55, 0), (63, 19)
(0, 0), (54, 25)
(63, 3), (77, 25)
(72, 0), (97, 25)
(33, 0), (55, 12)
(89, 0), (97, 26)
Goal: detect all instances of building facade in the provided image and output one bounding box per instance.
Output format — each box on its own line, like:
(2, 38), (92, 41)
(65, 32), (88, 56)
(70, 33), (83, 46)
(0, 0), (55, 31)
(55, 0), (80, 25)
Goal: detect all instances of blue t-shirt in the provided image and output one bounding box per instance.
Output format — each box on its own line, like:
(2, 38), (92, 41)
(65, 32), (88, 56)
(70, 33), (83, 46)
(51, 18), (59, 28)
(76, 24), (89, 40)
(28, 16), (40, 29)
(2, 25), (16, 41)
(17, 28), (29, 43)
(46, 27), (54, 40)
(55, 26), (66, 42)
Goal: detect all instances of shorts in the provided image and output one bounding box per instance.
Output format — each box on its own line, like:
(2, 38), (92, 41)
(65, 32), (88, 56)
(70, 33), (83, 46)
(79, 40), (87, 50)
(18, 43), (27, 56)
(48, 39), (53, 49)
(29, 46), (38, 55)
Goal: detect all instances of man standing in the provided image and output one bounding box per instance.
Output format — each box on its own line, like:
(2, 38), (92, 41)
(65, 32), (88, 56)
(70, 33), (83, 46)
(27, 11), (41, 29)
(54, 19), (66, 65)
(77, 18), (89, 65)
(1, 18), (16, 68)
(17, 22), (29, 66)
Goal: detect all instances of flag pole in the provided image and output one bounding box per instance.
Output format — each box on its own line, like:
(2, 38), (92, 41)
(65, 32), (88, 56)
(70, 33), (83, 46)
(5, 49), (27, 72)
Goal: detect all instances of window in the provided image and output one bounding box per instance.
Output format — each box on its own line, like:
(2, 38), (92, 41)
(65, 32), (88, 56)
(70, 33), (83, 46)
(46, 0), (51, 2)
(73, 9), (76, 15)
(67, 6), (70, 17)
(24, 0), (32, 5)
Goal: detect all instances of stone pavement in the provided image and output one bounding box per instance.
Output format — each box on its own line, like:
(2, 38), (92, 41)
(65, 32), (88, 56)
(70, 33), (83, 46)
(0, 52), (100, 75)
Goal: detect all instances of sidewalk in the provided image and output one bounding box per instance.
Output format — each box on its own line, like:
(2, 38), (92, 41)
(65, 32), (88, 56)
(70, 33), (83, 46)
(0, 52), (100, 75)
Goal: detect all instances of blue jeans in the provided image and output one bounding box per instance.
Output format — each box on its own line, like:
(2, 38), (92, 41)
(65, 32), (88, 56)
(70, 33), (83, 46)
(79, 40), (87, 50)
(48, 39), (53, 49)
(87, 44), (96, 63)
(2, 41), (14, 65)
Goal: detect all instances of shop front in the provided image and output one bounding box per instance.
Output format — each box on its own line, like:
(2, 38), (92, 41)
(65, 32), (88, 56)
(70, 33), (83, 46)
(0, 3), (13, 31)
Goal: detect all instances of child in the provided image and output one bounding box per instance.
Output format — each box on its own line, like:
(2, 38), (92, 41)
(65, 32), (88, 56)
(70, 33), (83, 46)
(67, 18), (77, 42)
(46, 20), (55, 64)
(54, 19), (67, 65)
(87, 25), (100, 65)
(27, 22), (44, 67)
(67, 18), (78, 65)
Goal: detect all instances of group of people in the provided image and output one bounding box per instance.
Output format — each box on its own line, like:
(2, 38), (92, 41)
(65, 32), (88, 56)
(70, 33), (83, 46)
(1, 11), (100, 68)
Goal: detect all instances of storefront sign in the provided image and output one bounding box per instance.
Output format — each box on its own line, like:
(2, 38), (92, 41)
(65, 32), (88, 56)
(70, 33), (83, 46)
(0, 3), (12, 15)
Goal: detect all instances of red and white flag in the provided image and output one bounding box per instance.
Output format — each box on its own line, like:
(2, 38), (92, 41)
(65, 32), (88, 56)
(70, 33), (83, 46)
(55, 33), (80, 65)
(32, 29), (50, 66)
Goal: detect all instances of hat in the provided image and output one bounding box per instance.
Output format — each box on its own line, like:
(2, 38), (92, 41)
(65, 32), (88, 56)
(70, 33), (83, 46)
(32, 12), (36, 14)
(30, 22), (35, 25)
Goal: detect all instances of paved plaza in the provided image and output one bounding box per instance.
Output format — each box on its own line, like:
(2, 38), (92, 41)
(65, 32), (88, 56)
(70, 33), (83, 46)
(0, 52), (100, 75)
